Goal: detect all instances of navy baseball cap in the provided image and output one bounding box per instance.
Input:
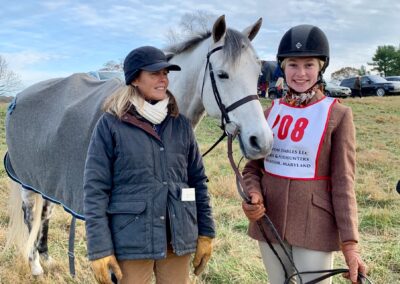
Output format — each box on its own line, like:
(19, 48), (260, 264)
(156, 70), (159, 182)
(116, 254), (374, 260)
(123, 46), (181, 85)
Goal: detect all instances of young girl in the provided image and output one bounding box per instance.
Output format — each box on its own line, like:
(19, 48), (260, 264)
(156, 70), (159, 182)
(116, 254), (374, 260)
(242, 25), (367, 284)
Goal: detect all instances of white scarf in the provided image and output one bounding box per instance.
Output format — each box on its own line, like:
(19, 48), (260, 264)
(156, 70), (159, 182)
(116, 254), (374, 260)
(130, 95), (169, 124)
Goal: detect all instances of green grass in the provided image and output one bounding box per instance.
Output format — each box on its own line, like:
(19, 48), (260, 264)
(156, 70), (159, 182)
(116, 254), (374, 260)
(0, 97), (400, 283)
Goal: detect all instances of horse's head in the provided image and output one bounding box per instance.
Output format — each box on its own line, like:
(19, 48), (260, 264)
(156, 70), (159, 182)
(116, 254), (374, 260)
(167, 15), (273, 160)
(198, 15), (273, 160)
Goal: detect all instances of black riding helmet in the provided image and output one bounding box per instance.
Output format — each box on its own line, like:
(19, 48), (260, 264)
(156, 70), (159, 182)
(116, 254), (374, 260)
(277, 24), (329, 73)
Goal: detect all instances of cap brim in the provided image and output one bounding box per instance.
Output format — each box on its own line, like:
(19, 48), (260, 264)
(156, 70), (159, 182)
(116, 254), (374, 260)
(278, 52), (326, 58)
(141, 62), (181, 72)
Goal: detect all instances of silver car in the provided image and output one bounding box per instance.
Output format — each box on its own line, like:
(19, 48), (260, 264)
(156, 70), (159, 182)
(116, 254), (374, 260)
(87, 71), (124, 81)
(325, 83), (351, 98)
(385, 76), (400, 82)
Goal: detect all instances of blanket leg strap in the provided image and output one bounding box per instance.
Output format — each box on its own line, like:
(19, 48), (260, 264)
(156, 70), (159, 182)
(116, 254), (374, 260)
(68, 216), (77, 278)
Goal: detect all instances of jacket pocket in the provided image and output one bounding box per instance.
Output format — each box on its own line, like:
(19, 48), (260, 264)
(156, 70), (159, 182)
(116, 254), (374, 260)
(107, 201), (149, 250)
(311, 193), (334, 217)
(181, 201), (198, 243)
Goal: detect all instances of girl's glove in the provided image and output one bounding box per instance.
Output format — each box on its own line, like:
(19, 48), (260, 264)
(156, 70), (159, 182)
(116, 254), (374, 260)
(242, 192), (265, 221)
(341, 241), (368, 283)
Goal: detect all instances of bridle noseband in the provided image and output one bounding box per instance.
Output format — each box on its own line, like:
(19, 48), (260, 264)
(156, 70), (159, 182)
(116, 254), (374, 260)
(200, 45), (259, 157)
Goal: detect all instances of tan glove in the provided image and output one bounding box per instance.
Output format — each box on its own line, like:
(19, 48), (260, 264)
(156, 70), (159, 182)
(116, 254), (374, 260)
(91, 255), (123, 284)
(341, 241), (368, 283)
(193, 236), (213, 276)
(242, 192), (265, 222)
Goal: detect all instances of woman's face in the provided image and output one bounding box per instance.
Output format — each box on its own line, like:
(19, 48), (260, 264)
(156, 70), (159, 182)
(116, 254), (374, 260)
(284, 57), (320, 93)
(133, 69), (169, 101)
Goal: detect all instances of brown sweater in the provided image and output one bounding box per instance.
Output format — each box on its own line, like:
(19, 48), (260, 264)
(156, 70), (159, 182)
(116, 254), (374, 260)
(243, 92), (359, 252)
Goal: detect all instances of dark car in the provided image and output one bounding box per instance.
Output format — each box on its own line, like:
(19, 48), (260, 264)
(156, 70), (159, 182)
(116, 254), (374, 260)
(340, 75), (400, 97)
(325, 83), (351, 98)
(267, 80), (287, 99)
(385, 76), (400, 82)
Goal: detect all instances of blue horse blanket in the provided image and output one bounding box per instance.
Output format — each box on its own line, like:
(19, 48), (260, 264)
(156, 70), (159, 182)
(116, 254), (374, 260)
(5, 73), (122, 219)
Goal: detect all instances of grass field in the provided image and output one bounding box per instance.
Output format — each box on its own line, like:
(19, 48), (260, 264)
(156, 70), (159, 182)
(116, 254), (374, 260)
(0, 96), (399, 283)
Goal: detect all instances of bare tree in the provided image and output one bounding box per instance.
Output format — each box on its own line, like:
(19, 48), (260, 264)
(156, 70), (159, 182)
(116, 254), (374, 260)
(0, 55), (23, 96)
(331, 67), (360, 82)
(99, 60), (123, 71)
(165, 10), (216, 45)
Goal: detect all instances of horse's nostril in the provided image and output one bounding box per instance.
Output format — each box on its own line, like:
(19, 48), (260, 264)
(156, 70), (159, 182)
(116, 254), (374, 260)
(249, 136), (261, 151)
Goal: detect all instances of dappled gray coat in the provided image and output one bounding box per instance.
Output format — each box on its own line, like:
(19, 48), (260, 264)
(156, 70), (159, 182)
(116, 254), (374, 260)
(84, 111), (215, 261)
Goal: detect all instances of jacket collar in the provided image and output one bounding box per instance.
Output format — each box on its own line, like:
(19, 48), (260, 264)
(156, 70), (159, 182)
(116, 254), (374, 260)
(121, 110), (162, 141)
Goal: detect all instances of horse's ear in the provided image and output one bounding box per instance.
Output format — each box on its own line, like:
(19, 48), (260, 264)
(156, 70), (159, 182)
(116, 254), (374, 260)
(212, 15), (226, 43)
(242, 18), (263, 41)
(165, 53), (174, 62)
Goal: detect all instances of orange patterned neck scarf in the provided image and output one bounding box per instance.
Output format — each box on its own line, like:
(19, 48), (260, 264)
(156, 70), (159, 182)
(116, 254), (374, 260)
(283, 85), (319, 107)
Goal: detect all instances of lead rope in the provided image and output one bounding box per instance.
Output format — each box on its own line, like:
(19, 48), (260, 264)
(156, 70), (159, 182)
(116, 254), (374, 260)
(226, 132), (302, 283)
(226, 130), (374, 284)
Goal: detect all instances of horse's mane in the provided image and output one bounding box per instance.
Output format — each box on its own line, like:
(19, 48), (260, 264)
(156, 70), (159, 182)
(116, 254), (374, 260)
(165, 29), (253, 64)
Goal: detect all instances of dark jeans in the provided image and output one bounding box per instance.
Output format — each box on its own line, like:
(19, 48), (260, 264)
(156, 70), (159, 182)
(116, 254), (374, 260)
(353, 89), (362, 98)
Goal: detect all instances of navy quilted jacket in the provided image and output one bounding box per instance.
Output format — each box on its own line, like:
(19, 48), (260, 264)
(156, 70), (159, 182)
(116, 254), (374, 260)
(83, 111), (215, 261)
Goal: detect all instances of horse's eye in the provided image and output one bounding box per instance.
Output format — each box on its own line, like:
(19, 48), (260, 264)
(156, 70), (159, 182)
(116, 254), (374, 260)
(217, 71), (229, 79)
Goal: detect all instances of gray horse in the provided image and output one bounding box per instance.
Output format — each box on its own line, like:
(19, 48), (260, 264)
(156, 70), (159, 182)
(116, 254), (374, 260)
(5, 15), (273, 276)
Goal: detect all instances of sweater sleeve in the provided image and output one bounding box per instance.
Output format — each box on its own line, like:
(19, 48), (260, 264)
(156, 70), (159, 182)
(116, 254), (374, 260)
(330, 107), (359, 243)
(187, 124), (216, 238)
(242, 158), (264, 197)
(83, 115), (115, 260)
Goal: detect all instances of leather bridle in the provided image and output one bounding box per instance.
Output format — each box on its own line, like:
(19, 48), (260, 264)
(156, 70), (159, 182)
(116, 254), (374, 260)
(200, 46), (258, 157)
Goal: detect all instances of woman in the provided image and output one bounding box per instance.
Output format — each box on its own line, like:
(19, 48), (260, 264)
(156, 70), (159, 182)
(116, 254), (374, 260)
(241, 25), (367, 284)
(84, 46), (215, 284)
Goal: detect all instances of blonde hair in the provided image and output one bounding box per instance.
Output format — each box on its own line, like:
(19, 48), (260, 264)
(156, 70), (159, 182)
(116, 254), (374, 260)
(280, 58), (325, 71)
(102, 85), (179, 119)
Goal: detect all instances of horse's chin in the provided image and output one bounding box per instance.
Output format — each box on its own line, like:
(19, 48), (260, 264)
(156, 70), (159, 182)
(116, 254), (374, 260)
(238, 135), (272, 160)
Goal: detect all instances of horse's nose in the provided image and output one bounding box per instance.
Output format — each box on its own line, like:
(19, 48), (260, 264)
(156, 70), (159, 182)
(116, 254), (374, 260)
(248, 134), (273, 157)
(249, 135), (262, 152)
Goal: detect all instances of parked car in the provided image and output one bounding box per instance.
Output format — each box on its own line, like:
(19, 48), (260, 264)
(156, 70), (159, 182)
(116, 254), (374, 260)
(340, 75), (400, 97)
(87, 71), (124, 81)
(385, 76), (400, 82)
(324, 82), (351, 98)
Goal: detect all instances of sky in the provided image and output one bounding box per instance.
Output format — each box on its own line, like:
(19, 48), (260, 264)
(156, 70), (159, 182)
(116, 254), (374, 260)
(1, 0), (399, 88)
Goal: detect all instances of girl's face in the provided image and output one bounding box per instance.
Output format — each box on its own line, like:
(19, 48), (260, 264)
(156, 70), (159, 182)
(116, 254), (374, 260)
(133, 69), (169, 101)
(284, 57), (320, 93)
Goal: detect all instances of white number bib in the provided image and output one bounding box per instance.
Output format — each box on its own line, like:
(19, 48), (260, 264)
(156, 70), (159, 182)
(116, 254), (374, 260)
(264, 97), (336, 179)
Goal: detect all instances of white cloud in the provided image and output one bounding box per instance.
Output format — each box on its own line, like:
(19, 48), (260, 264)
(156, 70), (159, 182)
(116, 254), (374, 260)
(1, 0), (399, 86)
(2, 51), (69, 86)
(18, 70), (73, 88)
(41, 0), (71, 10)
(2, 51), (67, 69)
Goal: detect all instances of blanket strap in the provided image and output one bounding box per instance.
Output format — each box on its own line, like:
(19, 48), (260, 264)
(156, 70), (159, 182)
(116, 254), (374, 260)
(68, 216), (77, 277)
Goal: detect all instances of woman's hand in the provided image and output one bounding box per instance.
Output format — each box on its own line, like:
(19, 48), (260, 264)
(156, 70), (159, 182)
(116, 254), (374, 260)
(91, 255), (122, 284)
(193, 236), (213, 275)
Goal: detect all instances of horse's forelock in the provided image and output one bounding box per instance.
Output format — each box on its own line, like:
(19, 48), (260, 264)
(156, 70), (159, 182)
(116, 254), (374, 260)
(223, 29), (253, 65)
